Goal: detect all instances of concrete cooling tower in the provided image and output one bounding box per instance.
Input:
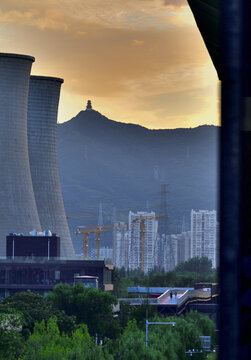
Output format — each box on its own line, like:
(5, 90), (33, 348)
(0, 53), (42, 256)
(27, 76), (75, 258)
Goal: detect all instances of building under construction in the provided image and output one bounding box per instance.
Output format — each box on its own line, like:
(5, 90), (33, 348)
(128, 211), (158, 273)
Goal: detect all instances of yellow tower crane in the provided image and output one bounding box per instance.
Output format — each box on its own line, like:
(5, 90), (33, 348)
(76, 225), (109, 260)
(132, 214), (165, 272)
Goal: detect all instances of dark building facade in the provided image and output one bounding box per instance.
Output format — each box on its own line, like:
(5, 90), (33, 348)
(6, 235), (60, 259)
(0, 259), (114, 299)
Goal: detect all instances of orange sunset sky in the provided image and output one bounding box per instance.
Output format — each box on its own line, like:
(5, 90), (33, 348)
(0, 0), (219, 129)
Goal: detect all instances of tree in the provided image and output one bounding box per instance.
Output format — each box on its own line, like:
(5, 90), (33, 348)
(21, 317), (105, 360)
(0, 291), (77, 336)
(105, 320), (166, 360)
(0, 312), (24, 359)
(47, 282), (120, 338)
(175, 257), (214, 274)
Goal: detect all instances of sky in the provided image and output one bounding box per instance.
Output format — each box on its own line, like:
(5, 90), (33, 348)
(0, 0), (219, 129)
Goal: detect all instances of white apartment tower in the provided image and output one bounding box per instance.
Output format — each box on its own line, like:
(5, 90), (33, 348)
(128, 211), (158, 273)
(190, 210), (217, 268)
(113, 222), (129, 269)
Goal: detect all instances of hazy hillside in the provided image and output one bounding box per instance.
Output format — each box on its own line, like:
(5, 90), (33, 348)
(57, 108), (218, 253)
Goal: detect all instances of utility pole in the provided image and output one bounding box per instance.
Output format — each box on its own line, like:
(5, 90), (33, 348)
(159, 183), (174, 270)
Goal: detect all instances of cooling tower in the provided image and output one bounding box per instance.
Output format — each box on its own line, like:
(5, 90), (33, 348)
(0, 53), (42, 256)
(27, 76), (75, 258)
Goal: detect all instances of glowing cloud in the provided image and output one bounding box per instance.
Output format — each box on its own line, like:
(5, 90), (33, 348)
(0, 0), (218, 128)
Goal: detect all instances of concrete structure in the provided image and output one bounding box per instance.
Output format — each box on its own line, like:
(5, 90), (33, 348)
(99, 247), (113, 260)
(157, 231), (191, 271)
(6, 234), (60, 259)
(27, 76), (75, 258)
(86, 100), (92, 110)
(0, 53), (42, 256)
(113, 222), (129, 269)
(190, 210), (217, 268)
(128, 211), (158, 273)
(177, 231), (191, 264)
(0, 259), (114, 298)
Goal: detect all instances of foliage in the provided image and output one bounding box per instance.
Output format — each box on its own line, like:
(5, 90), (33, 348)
(113, 268), (134, 298)
(0, 281), (217, 360)
(20, 317), (105, 360)
(0, 291), (77, 336)
(113, 258), (218, 297)
(104, 311), (216, 360)
(47, 282), (120, 338)
(207, 352), (218, 360)
(175, 257), (214, 274)
(0, 312), (24, 359)
(104, 320), (166, 360)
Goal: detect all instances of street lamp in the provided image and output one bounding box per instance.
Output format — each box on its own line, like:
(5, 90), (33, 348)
(145, 319), (176, 346)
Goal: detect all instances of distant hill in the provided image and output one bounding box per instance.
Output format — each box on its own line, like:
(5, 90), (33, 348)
(57, 108), (218, 253)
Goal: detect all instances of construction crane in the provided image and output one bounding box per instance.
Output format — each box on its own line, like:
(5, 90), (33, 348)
(76, 225), (109, 260)
(76, 222), (122, 260)
(131, 214), (165, 272)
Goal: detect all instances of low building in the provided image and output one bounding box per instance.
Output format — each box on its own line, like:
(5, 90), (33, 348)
(0, 258), (114, 299)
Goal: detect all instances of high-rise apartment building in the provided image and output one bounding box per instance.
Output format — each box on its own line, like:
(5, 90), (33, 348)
(99, 247), (113, 260)
(113, 222), (129, 269)
(157, 231), (191, 271)
(190, 210), (217, 268)
(128, 211), (158, 273)
(177, 231), (191, 264)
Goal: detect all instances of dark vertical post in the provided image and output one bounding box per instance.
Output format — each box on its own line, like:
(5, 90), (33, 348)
(240, 1), (251, 358)
(220, 1), (243, 360)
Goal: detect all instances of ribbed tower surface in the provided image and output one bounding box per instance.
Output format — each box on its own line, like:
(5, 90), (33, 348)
(28, 76), (75, 258)
(0, 53), (41, 256)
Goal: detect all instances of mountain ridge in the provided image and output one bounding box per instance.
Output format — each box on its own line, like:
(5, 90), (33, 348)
(57, 109), (218, 252)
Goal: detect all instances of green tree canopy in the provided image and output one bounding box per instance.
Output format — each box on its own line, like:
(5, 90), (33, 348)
(0, 291), (76, 336)
(47, 282), (120, 338)
(175, 257), (214, 274)
(21, 317), (105, 360)
(0, 312), (24, 360)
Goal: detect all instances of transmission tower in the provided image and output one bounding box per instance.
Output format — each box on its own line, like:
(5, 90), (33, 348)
(159, 184), (168, 236)
(159, 183), (175, 270)
(181, 215), (186, 233)
(112, 206), (117, 224)
(98, 203), (103, 227)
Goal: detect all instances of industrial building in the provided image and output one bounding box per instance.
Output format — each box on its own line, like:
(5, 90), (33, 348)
(27, 76), (75, 258)
(0, 53), (42, 257)
(0, 52), (74, 258)
(0, 258), (114, 299)
(6, 233), (60, 259)
(0, 52), (115, 299)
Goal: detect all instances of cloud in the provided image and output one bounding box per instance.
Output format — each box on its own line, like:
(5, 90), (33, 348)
(132, 39), (144, 46)
(0, 0), (217, 128)
(0, 0), (190, 31)
(163, 0), (187, 6)
(0, 7), (69, 31)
